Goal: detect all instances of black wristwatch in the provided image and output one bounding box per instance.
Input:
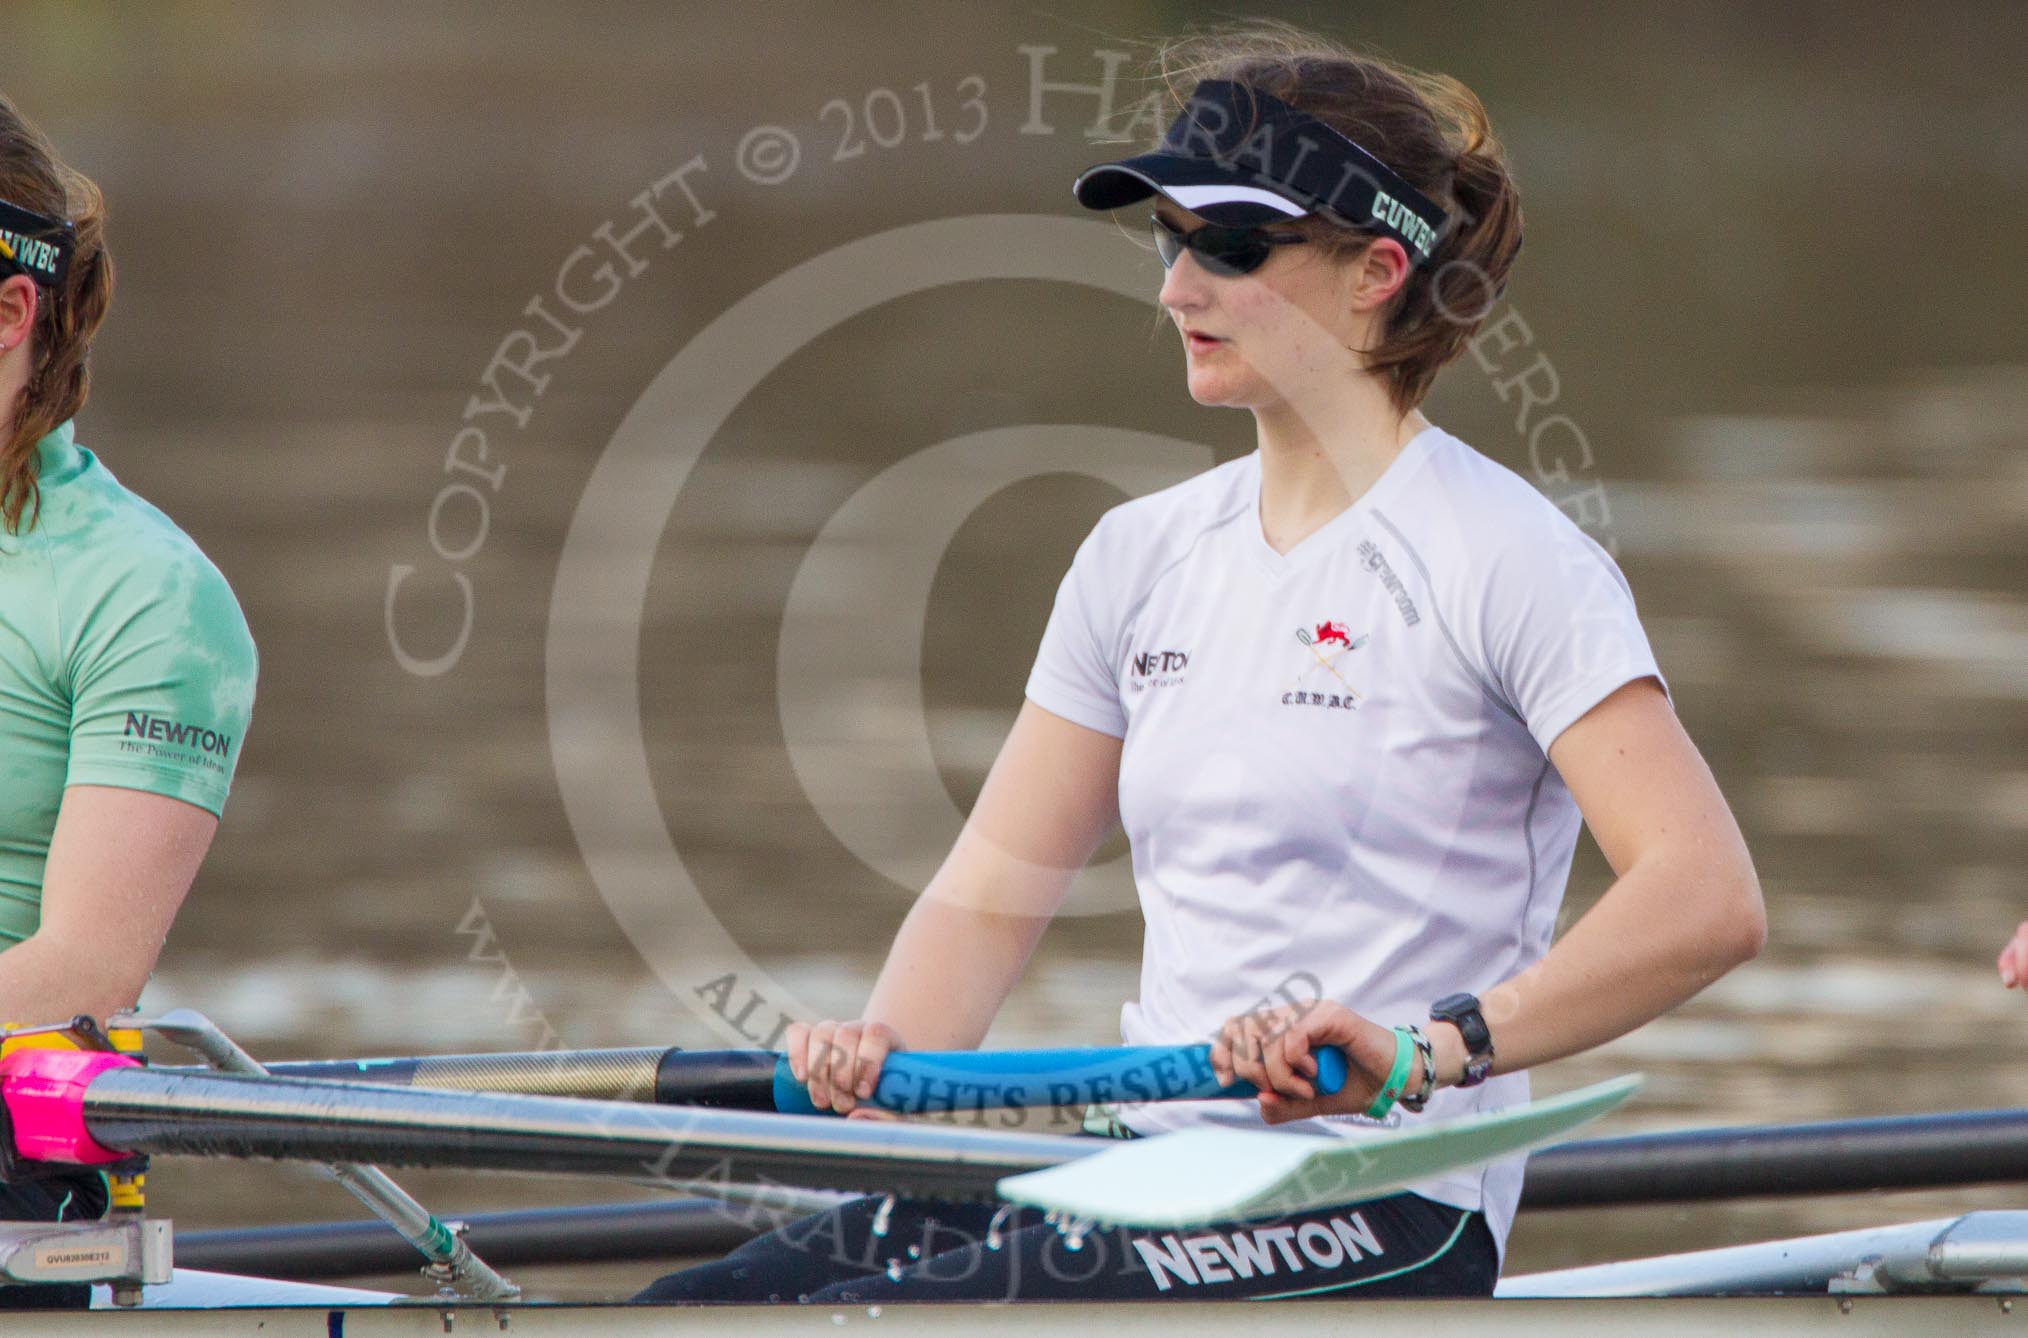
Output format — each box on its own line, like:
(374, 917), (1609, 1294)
(1429, 993), (1495, 1089)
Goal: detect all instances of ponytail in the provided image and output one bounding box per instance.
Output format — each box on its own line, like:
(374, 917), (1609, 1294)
(0, 92), (115, 535)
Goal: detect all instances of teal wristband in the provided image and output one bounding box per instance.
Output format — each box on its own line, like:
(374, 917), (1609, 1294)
(1364, 1026), (1416, 1120)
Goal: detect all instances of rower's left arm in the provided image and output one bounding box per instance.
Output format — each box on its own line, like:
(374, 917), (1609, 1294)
(1434, 676), (1766, 1083)
(0, 786), (219, 1023)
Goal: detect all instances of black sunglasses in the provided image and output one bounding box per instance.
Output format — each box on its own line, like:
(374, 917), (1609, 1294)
(1150, 214), (1309, 277)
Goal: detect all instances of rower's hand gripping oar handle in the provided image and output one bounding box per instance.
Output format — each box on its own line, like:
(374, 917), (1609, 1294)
(769, 1043), (1349, 1117)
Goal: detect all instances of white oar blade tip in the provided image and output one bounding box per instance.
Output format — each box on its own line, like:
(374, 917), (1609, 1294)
(998, 1128), (1321, 1227)
(997, 1074), (1644, 1228)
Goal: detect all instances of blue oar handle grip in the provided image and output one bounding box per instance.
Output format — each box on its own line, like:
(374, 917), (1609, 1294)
(770, 1043), (1349, 1117)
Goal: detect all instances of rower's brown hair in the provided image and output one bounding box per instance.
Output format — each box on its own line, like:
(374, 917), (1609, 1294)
(0, 91), (114, 535)
(1151, 22), (1524, 414)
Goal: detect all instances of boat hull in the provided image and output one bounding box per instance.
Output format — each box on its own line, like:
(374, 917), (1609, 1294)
(46, 1293), (2028, 1335)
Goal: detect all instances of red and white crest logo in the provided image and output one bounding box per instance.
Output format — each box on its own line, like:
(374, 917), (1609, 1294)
(1285, 620), (1368, 711)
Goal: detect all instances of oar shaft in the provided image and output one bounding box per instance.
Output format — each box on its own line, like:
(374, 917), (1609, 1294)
(179, 1198), (776, 1279)
(74, 1067), (1094, 1197)
(259, 1048), (679, 1103)
(1523, 1106), (2028, 1208)
(256, 1043), (1349, 1116)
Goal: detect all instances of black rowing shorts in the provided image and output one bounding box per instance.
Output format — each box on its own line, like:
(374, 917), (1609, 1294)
(634, 1190), (1496, 1304)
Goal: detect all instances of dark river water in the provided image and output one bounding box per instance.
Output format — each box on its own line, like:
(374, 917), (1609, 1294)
(5, 0), (2026, 1298)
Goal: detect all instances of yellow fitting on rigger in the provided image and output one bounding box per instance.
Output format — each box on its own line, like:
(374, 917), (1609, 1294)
(107, 1027), (144, 1056)
(108, 1174), (145, 1210)
(0, 1030), (87, 1057)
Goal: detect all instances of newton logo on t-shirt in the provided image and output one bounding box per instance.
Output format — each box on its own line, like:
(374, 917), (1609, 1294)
(1127, 648), (1189, 692)
(121, 710), (234, 770)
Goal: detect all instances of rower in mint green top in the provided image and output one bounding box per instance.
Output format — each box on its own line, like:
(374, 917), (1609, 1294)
(0, 420), (257, 945)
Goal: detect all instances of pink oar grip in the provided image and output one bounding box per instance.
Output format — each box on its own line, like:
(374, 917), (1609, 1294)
(0, 1048), (139, 1165)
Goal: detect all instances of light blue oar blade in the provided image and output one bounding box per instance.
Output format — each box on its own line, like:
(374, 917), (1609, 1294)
(998, 1073), (1642, 1227)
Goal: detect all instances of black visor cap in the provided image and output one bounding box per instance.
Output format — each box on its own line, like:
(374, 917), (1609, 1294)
(1073, 80), (1449, 267)
(0, 199), (73, 289)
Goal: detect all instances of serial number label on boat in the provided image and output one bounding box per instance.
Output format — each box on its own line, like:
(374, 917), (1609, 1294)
(33, 1242), (123, 1274)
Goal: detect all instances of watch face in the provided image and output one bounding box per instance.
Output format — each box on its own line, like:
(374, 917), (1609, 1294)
(1431, 993), (1475, 1020)
(1430, 994), (1491, 1055)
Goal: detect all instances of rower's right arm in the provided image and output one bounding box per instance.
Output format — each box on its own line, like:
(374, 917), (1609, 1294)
(787, 700), (1122, 1113)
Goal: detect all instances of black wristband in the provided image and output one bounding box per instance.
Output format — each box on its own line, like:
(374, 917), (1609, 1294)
(1429, 993), (1495, 1089)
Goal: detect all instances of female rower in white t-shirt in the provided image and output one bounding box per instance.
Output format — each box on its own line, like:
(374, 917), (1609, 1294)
(640, 22), (1763, 1305)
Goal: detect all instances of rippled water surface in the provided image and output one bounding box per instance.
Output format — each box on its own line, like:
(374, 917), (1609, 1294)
(6, 0), (2026, 1298)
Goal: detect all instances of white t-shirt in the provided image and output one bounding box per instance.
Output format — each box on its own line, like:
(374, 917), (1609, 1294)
(1022, 424), (1664, 1263)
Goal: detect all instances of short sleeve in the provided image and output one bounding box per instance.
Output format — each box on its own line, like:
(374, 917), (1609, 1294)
(1480, 521), (1666, 755)
(63, 552), (259, 818)
(1023, 521), (1128, 738)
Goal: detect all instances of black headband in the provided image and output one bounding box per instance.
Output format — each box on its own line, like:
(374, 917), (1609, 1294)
(1074, 80), (1451, 267)
(0, 198), (74, 289)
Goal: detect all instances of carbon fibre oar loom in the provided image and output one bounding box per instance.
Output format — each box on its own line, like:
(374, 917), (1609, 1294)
(240, 1041), (1351, 1116)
